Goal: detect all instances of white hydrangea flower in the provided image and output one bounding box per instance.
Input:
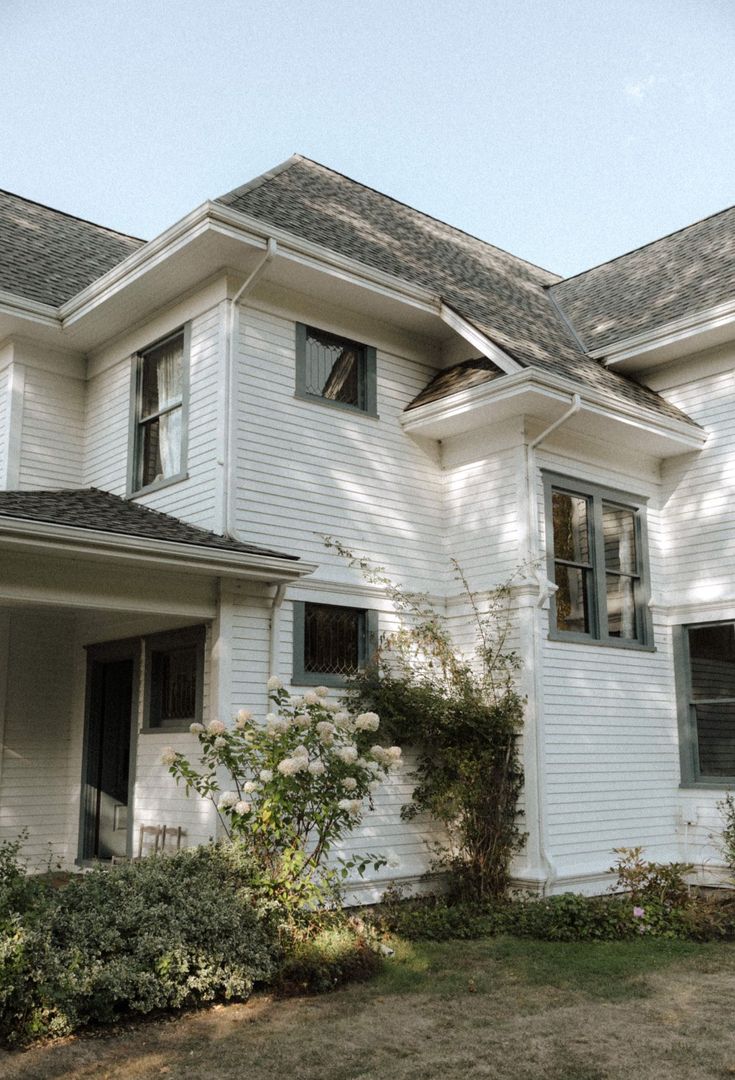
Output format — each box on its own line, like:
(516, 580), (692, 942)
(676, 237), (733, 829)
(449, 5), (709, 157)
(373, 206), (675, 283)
(368, 779), (381, 793)
(334, 711), (350, 724)
(277, 757), (300, 776)
(214, 736), (227, 749)
(160, 746), (178, 766)
(314, 685), (329, 698)
(266, 715), (289, 737)
(308, 759), (326, 776)
(218, 791), (239, 809)
(208, 719), (226, 735)
(242, 780), (260, 794)
(234, 801), (251, 815)
(337, 745), (358, 765)
(324, 700), (340, 713)
(303, 690), (320, 706)
(291, 695), (305, 708)
(342, 777), (358, 791)
(259, 769), (274, 783)
(189, 722), (205, 734)
(292, 744), (309, 761)
(356, 757), (369, 769)
(316, 721), (336, 745)
(293, 713), (311, 729)
(338, 798), (362, 816)
(267, 675), (283, 691)
(355, 712), (380, 732)
(235, 709), (253, 729)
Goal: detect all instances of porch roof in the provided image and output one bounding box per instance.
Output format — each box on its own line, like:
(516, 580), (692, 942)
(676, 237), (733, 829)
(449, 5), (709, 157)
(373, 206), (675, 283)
(0, 488), (296, 561)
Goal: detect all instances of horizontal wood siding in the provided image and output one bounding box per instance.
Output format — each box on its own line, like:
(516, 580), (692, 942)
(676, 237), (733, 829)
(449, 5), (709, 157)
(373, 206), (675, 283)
(18, 366), (84, 489)
(234, 307), (444, 590)
(0, 367), (7, 486)
(84, 357), (130, 494)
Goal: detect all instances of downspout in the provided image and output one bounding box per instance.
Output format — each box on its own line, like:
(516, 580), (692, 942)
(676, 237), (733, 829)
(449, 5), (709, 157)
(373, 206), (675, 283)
(222, 237), (277, 540)
(267, 583), (287, 708)
(524, 393), (581, 891)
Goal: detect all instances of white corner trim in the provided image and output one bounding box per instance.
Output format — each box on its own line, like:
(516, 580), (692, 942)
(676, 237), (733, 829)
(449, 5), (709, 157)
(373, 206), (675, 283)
(4, 363), (25, 488)
(438, 303), (521, 374)
(592, 296), (735, 367)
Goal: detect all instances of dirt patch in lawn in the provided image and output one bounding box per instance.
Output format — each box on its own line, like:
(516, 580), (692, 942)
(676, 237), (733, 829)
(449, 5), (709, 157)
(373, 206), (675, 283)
(3, 937), (735, 1080)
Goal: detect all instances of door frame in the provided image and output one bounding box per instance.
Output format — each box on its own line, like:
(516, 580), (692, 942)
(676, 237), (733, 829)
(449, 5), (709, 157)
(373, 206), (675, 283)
(78, 637), (141, 863)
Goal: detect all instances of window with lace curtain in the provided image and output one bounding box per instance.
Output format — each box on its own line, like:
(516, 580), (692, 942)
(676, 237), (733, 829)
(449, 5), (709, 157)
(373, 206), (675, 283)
(543, 473), (652, 648)
(131, 327), (188, 494)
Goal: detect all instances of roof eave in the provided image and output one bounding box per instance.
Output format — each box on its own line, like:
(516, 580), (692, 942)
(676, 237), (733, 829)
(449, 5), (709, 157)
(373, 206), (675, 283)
(0, 516), (316, 582)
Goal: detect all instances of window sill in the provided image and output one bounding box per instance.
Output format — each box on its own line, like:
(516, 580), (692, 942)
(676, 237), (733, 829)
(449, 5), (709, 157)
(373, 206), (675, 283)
(546, 632), (656, 653)
(679, 780), (735, 790)
(128, 471), (189, 499)
(294, 392), (379, 420)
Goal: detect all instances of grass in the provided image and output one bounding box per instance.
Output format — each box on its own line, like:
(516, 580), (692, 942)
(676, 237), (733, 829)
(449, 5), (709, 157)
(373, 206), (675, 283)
(3, 935), (735, 1079)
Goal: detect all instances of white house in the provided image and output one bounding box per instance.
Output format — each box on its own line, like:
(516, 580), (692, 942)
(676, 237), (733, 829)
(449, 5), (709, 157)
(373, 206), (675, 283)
(0, 156), (733, 896)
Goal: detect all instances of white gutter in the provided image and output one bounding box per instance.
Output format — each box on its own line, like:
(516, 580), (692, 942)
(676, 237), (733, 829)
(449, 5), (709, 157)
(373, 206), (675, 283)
(0, 516), (317, 582)
(589, 296), (735, 367)
(222, 238), (278, 539)
(524, 393), (581, 891)
(0, 289), (61, 328)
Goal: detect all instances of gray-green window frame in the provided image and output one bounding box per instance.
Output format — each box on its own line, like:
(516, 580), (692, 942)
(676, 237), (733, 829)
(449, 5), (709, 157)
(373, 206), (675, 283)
(543, 471), (653, 650)
(675, 620), (735, 787)
(128, 324), (190, 497)
(142, 625), (205, 732)
(292, 601), (379, 688)
(295, 322), (377, 416)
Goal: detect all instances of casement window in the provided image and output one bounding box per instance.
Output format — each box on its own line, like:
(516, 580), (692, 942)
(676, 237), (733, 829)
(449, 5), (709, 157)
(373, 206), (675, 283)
(544, 473), (652, 648)
(676, 622), (735, 784)
(295, 323), (377, 415)
(143, 626), (205, 731)
(131, 327), (189, 494)
(292, 601), (379, 687)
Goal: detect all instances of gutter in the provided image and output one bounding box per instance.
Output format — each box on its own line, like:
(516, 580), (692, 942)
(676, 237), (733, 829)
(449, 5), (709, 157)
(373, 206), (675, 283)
(524, 393), (581, 892)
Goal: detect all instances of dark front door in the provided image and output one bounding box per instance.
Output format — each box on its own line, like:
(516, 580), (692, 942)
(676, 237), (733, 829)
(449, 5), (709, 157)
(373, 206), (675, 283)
(82, 655), (135, 860)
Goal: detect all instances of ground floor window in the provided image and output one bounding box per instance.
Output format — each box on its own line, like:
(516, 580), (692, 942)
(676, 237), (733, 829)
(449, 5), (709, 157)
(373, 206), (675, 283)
(292, 601), (378, 687)
(677, 621), (735, 783)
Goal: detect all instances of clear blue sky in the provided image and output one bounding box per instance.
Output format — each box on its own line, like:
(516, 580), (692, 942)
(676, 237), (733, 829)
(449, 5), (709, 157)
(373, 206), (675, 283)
(2, 0), (733, 276)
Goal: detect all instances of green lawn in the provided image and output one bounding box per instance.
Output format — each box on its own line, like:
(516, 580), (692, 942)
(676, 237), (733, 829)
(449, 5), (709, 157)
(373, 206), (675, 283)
(4, 936), (735, 1080)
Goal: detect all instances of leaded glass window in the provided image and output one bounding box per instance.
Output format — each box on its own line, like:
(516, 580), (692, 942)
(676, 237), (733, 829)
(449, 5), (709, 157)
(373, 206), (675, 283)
(295, 324), (377, 414)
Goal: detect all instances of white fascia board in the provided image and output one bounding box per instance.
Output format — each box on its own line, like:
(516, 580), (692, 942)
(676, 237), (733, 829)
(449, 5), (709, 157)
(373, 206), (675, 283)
(401, 367), (707, 450)
(0, 517), (317, 582)
(438, 303), (521, 374)
(591, 297), (735, 367)
(59, 201), (442, 331)
(0, 290), (61, 328)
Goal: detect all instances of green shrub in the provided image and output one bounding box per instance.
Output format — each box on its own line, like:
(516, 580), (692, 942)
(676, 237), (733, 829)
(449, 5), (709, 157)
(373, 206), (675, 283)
(0, 843), (281, 1047)
(275, 925), (383, 995)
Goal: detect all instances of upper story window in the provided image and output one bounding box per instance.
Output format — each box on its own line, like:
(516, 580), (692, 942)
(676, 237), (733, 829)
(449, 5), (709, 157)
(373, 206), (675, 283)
(677, 622), (735, 784)
(295, 323), (377, 415)
(131, 328), (188, 494)
(544, 473), (652, 648)
(292, 600), (379, 687)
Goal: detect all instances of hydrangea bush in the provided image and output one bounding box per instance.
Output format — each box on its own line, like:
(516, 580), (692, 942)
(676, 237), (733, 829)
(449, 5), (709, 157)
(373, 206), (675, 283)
(163, 679), (401, 909)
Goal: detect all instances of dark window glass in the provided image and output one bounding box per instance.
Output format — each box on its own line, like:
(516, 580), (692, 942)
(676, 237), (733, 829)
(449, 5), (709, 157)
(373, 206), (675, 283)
(147, 628), (203, 729)
(695, 703), (735, 776)
(684, 623), (735, 779)
(554, 564), (591, 634)
(304, 603), (364, 676)
(305, 327), (365, 409)
(136, 333), (184, 490)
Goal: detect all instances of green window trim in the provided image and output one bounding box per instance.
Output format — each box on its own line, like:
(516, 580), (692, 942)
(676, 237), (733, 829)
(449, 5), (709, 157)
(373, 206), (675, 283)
(543, 471), (653, 649)
(675, 620), (735, 786)
(128, 324), (191, 498)
(141, 625), (205, 733)
(295, 322), (377, 417)
(292, 601), (379, 688)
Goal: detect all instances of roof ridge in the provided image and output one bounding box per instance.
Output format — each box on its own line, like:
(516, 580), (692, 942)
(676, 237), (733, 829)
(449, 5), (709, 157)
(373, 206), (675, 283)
(0, 187), (146, 244)
(551, 201), (735, 288)
(242, 154), (563, 281)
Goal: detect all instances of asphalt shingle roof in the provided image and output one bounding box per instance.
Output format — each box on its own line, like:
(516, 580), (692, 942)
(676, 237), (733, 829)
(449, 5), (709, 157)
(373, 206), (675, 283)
(216, 156), (691, 424)
(549, 205), (735, 353)
(405, 357), (504, 411)
(0, 189), (144, 306)
(0, 488), (297, 561)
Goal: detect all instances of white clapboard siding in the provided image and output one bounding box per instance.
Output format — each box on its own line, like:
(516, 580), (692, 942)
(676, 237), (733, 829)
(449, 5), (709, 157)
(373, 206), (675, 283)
(17, 367), (84, 489)
(234, 307), (445, 590)
(85, 308), (221, 530)
(0, 366), (8, 486)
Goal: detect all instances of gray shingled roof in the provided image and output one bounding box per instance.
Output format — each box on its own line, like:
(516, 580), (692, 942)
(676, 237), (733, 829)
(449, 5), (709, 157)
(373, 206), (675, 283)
(216, 156), (691, 424)
(0, 488), (297, 561)
(406, 357), (503, 411)
(0, 189), (144, 306)
(549, 205), (735, 353)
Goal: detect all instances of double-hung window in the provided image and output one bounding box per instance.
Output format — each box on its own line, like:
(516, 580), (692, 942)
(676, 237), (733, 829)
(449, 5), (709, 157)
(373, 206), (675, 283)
(292, 601), (379, 687)
(295, 323), (377, 415)
(131, 327), (188, 494)
(544, 474), (652, 647)
(676, 622), (735, 783)
(143, 626), (205, 732)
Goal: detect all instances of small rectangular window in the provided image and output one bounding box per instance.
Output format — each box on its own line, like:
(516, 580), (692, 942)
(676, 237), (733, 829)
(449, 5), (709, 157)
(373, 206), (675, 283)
(144, 626), (204, 731)
(680, 622), (735, 781)
(545, 474), (651, 647)
(295, 323), (377, 415)
(293, 601), (378, 687)
(132, 329), (187, 493)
